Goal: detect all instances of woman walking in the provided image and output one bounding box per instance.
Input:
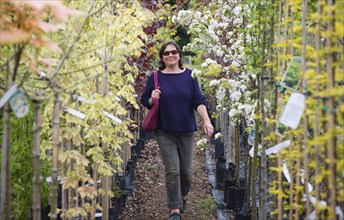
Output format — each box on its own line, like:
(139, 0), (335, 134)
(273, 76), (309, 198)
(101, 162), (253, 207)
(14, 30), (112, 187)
(141, 41), (213, 220)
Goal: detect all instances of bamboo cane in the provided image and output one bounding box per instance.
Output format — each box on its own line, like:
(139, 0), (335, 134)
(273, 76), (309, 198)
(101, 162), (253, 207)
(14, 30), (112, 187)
(288, 133), (294, 220)
(277, 153), (283, 220)
(259, 29), (268, 220)
(295, 133), (302, 220)
(314, 1), (323, 218)
(301, 0), (311, 216)
(275, 1), (285, 219)
(325, 0), (337, 217)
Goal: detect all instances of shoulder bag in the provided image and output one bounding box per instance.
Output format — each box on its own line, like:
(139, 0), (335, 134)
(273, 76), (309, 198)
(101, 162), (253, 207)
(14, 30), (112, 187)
(142, 71), (159, 132)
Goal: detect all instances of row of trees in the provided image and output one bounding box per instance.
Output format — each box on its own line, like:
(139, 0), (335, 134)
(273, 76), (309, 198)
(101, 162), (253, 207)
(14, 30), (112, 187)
(176, 0), (343, 219)
(1, 0), (343, 219)
(0, 0), (180, 219)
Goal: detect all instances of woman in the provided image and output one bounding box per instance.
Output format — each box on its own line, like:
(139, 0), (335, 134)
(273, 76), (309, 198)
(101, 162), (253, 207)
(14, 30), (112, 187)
(141, 41), (213, 220)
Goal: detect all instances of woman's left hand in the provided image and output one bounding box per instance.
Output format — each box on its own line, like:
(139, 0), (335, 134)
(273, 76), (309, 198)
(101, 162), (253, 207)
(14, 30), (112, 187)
(203, 120), (214, 139)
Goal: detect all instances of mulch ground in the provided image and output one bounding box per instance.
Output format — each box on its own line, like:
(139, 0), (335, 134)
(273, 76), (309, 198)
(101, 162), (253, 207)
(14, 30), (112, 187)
(120, 137), (217, 220)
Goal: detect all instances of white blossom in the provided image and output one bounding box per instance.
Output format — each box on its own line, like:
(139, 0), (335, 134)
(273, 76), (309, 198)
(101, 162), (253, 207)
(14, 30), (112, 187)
(209, 79), (219, 87)
(215, 132), (222, 139)
(197, 138), (207, 147)
(191, 69), (201, 78)
(228, 109), (238, 118)
(230, 91), (242, 102)
(216, 87), (226, 100)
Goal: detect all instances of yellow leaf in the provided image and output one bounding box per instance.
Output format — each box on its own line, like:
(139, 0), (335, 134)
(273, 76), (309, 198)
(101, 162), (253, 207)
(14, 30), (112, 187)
(77, 185), (98, 199)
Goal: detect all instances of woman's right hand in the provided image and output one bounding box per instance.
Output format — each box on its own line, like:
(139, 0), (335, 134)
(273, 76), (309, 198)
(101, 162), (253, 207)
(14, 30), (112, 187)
(151, 88), (161, 99)
(149, 88), (161, 105)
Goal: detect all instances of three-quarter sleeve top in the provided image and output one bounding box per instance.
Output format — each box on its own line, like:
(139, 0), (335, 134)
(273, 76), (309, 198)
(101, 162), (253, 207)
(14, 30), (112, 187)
(140, 68), (207, 131)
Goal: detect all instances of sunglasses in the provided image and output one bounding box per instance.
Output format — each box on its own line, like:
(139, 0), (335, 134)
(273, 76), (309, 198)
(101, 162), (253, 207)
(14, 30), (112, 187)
(163, 50), (179, 56)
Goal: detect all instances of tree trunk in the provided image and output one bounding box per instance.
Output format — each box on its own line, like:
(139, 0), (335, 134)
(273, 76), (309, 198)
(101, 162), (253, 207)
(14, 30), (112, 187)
(0, 63), (11, 220)
(101, 23), (110, 220)
(251, 111), (260, 220)
(0, 102), (10, 220)
(50, 93), (61, 220)
(259, 29), (267, 220)
(32, 101), (42, 220)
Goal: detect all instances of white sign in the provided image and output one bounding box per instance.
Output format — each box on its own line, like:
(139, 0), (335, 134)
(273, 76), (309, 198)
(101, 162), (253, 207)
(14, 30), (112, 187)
(103, 111), (122, 124)
(279, 93), (305, 129)
(266, 140), (291, 155)
(66, 108), (86, 119)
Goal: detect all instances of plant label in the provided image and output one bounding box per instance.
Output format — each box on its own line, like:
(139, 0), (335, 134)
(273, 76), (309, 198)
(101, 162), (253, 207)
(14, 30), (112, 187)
(279, 93), (305, 129)
(249, 144), (262, 157)
(66, 108), (86, 119)
(265, 140), (291, 155)
(9, 89), (29, 118)
(281, 56), (302, 91)
(248, 128), (255, 145)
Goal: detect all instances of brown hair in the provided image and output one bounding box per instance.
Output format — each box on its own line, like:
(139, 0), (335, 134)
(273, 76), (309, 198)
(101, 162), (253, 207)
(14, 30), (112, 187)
(158, 41), (184, 70)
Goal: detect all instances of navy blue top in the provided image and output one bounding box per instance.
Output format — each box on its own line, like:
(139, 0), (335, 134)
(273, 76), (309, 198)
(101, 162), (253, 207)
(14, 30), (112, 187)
(141, 68), (207, 131)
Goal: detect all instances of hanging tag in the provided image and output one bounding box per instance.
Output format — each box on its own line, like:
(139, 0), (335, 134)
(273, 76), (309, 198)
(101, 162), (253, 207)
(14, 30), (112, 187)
(9, 89), (29, 118)
(279, 93), (305, 129)
(249, 144), (262, 157)
(281, 56), (302, 91)
(66, 108), (86, 119)
(266, 140), (291, 155)
(282, 161), (291, 183)
(248, 128), (255, 146)
(103, 111), (122, 124)
(0, 84), (17, 108)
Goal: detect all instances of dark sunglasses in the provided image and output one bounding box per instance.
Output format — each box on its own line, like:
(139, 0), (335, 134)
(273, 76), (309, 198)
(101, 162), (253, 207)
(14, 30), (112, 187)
(163, 50), (179, 56)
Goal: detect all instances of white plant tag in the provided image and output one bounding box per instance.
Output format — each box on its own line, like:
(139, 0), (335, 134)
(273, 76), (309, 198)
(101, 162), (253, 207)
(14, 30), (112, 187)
(300, 169), (314, 193)
(248, 128), (255, 146)
(306, 194), (327, 207)
(103, 111), (122, 124)
(73, 95), (97, 104)
(266, 140), (291, 155)
(337, 206), (343, 220)
(66, 108), (85, 119)
(279, 93), (305, 129)
(282, 162), (291, 183)
(307, 210), (316, 220)
(0, 84), (17, 108)
(249, 144), (262, 157)
(9, 89), (29, 118)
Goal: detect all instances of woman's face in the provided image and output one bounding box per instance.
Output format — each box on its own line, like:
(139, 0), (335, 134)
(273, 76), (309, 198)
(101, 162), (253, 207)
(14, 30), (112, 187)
(162, 44), (180, 68)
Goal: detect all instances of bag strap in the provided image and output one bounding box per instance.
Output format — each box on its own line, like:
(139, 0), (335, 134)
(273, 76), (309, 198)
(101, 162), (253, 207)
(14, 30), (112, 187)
(153, 71), (158, 89)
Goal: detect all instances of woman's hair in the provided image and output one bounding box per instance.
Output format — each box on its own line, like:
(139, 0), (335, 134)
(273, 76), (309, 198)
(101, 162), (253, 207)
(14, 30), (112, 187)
(158, 41), (184, 70)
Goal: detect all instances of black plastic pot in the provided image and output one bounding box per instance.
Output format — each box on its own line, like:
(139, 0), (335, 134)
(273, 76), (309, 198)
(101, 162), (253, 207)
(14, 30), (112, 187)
(136, 138), (145, 156)
(131, 145), (138, 164)
(235, 213), (252, 220)
(225, 186), (245, 211)
(214, 142), (224, 159)
(215, 157), (227, 190)
(223, 179), (236, 203)
(109, 207), (121, 220)
(124, 170), (134, 196)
